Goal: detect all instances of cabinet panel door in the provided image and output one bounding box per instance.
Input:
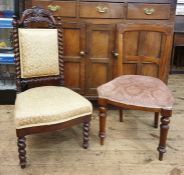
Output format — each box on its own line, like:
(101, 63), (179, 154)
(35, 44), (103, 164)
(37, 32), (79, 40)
(62, 22), (86, 94)
(117, 23), (173, 82)
(85, 24), (115, 96)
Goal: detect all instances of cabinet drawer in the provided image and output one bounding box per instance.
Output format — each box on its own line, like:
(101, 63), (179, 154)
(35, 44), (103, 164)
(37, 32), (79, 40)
(79, 2), (124, 19)
(31, 0), (76, 17)
(127, 3), (170, 20)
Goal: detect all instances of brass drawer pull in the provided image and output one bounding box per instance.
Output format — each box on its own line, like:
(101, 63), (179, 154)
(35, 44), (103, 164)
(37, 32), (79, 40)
(144, 8), (155, 15)
(96, 6), (108, 13)
(48, 5), (60, 12)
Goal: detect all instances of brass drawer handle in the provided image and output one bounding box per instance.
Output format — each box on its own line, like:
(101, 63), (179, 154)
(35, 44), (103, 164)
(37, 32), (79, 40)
(144, 8), (155, 15)
(96, 6), (108, 13)
(48, 5), (60, 12)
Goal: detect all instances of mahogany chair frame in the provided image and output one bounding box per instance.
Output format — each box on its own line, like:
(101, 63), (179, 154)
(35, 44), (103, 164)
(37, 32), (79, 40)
(98, 24), (173, 161)
(13, 7), (91, 168)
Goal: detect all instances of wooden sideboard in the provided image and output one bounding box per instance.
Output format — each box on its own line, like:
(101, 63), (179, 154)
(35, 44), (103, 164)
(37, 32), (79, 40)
(25, 0), (176, 99)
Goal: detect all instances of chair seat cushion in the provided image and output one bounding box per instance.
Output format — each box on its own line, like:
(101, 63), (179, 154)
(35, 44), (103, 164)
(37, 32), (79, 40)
(15, 86), (92, 129)
(97, 75), (174, 109)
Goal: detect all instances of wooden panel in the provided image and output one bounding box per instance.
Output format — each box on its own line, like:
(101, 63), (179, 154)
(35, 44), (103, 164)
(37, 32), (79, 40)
(142, 63), (158, 77)
(64, 63), (81, 88)
(91, 31), (109, 57)
(91, 64), (107, 87)
(124, 31), (162, 61)
(79, 2), (124, 19)
(127, 3), (170, 19)
(138, 31), (162, 58)
(31, 0), (76, 17)
(62, 22), (86, 94)
(124, 32), (139, 57)
(64, 29), (80, 56)
(85, 24), (115, 96)
(122, 63), (137, 75)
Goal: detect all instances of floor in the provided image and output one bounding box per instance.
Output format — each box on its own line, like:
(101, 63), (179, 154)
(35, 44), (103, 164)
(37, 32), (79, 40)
(0, 74), (184, 175)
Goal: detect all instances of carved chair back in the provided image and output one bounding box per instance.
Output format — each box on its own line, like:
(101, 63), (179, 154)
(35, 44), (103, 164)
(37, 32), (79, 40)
(117, 23), (173, 82)
(12, 6), (64, 92)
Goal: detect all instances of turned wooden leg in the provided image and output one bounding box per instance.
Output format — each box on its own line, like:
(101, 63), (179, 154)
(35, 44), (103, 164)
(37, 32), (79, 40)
(17, 136), (26, 168)
(99, 106), (107, 145)
(157, 109), (172, 161)
(154, 112), (159, 128)
(83, 121), (90, 149)
(119, 108), (123, 122)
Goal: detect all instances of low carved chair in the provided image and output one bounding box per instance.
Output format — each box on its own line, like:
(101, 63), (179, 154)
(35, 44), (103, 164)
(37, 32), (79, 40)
(12, 7), (92, 168)
(97, 24), (174, 161)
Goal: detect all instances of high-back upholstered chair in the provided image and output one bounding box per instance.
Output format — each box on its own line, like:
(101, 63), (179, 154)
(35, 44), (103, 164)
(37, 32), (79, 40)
(13, 7), (92, 168)
(97, 24), (174, 161)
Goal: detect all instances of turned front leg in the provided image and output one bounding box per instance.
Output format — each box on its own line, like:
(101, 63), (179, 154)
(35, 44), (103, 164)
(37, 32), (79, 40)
(157, 109), (172, 161)
(17, 136), (26, 168)
(99, 106), (107, 145)
(83, 121), (90, 149)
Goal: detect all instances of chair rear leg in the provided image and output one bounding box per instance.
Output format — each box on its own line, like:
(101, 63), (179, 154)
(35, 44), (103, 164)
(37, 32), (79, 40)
(154, 112), (159, 128)
(83, 121), (90, 149)
(17, 136), (26, 168)
(119, 108), (123, 122)
(157, 109), (172, 161)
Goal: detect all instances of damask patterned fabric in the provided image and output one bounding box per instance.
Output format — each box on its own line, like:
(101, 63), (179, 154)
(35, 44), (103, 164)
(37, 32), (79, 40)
(18, 29), (60, 78)
(97, 75), (174, 109)
(15, 86), (92, 129)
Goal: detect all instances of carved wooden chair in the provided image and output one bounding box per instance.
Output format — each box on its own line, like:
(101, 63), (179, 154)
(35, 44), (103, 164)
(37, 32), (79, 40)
(97, 23), (174, 161)
(12, 7), (92, 168)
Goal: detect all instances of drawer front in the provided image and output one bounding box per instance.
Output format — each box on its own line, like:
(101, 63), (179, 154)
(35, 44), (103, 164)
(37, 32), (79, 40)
(31, 0), (76, 17)
(79, 2), (124, 19)
(127, 3), (170, 20)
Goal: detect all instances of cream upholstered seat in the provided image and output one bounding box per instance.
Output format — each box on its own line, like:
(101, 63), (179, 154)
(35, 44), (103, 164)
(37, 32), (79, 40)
(15, 86), (92, 129)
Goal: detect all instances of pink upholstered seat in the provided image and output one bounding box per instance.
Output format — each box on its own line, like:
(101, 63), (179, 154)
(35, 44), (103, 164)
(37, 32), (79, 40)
(97, 75), (174, 109)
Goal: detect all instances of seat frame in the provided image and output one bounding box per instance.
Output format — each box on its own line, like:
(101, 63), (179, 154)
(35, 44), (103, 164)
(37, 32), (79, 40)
(98, 98), (172, 161)
(13, 6), (91, 168)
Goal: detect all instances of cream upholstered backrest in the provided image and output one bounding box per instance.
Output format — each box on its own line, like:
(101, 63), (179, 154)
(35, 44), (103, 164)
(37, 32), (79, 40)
(18, 29), (60, 78)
